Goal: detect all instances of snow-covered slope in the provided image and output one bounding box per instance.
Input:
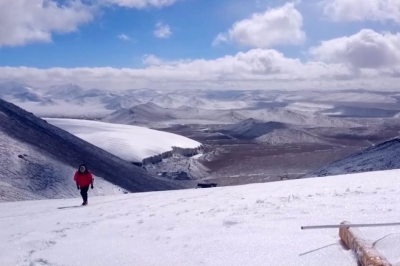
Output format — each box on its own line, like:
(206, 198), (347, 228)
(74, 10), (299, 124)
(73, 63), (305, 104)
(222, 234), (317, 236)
(0, 99), (184, 201)
(104, 103), (245, 126)
(1, 170), (399, 266)
(237, 108), (358, 127)
(0, 132), (123, 202)
(306, 138), (400, 177)
(105, 102), (357, 128)
(255, 129), (326, 145)
(218, 119), (334, 144)
(46, 118), (203, 165)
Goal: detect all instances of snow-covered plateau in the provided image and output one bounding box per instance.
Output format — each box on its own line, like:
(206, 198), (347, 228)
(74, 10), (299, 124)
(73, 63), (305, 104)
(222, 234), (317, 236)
(46, 118), (203, 165)
(1, 170), (399, 266)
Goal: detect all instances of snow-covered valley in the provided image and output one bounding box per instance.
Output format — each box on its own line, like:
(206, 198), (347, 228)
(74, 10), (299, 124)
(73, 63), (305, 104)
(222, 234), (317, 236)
(1, 170), (399, 266)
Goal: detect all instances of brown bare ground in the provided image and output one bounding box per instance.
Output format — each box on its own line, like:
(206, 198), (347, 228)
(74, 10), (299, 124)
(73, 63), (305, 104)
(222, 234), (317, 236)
(157, 124), (400, 186)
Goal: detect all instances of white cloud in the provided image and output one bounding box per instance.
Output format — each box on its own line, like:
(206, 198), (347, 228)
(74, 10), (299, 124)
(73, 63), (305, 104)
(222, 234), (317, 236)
(310, 29), (400, 69)
(321, 0), (400, 23)
(213, 2), (305, 48)
(142, 54), (191, 66)
(0, 0), (93, 47)
(4, 48), (392, 91)
(118, 33), (131, 41)
(142, 54), (165, 66)
(98, 0), (182, 9)
(154, 23), (172, 38)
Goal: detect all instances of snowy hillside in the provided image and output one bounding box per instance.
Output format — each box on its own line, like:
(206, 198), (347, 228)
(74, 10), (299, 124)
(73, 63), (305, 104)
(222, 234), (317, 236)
(218, 118), (347, 144)
(104, 103), (245, 126)
(1, 170), (399, 266)
(238, 108), (358, 127)
(306, 138), (400, 177)
(105, 102), (356, 128)
(46, 118), (203, 165)
(255, 129), (326, 145)
(152, 95), (250, 110)
(0, 132), (123, 202)
(0, 99), (184, 201)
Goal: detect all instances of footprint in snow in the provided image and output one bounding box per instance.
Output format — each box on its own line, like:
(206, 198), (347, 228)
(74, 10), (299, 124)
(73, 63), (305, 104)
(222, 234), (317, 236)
(223, 219), (239, 228)
(29, 258), (50, 266)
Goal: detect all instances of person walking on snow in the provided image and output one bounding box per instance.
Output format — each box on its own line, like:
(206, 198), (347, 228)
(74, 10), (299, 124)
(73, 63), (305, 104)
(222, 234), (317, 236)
(74, 164), (94, 205)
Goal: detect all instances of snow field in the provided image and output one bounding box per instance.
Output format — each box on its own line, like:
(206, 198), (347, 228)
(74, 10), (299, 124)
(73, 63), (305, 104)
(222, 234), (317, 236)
(46, 118), (202, 164)
(1, 170), (399, 266)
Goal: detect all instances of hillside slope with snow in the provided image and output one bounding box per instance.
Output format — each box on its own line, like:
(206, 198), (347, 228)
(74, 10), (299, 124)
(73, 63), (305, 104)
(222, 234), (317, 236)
(255, 128), (326, 145)
(0, 131), (124, 202)
(0, 99), (185, 201)
(104, 103), (245, 126)
(46, 118), (203, 165)
(0, 170), (399, 266)
(238, 108), (358, 127)
(306, 138), (400, 177)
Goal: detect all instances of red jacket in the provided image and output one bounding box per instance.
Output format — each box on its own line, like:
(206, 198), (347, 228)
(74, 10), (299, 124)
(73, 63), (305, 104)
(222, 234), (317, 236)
(74, 171), (93, 187)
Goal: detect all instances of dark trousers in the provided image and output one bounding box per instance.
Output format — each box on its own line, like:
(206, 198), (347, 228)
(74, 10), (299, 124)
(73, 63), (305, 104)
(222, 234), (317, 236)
(80, 186), (89, 202)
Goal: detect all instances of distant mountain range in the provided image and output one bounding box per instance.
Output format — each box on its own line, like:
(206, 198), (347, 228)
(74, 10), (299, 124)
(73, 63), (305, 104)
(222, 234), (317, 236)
(1, 82), (399, 122)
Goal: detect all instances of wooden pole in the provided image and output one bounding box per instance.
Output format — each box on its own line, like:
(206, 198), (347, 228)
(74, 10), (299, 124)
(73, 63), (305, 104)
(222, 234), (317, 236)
(339, 221), (392, 266)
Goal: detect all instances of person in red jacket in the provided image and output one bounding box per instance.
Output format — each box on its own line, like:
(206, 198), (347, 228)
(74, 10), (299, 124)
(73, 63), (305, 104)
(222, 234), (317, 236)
(74, 164), (94, 205)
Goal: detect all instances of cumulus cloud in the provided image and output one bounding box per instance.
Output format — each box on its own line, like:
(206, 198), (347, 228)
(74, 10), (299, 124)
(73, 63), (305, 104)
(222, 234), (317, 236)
(154, 23), (172, 38)
(213, 2), (305, 48)
(0, 0), (184, 48)
(310, 29), (400, 69)
(1, 48), (377, 90)
(118, 33), (131, 40)
(0, 0), (93, 47)
(98, 0), (182, 9)
(321, 0), (400, 24)
(142, 54), (192, 66)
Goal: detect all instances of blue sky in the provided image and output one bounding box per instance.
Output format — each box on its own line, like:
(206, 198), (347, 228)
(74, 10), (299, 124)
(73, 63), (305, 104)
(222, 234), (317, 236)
(0, 0), (399, 90)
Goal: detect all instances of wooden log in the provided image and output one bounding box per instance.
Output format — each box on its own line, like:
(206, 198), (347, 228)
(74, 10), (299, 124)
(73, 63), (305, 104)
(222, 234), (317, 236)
(339, 221), (392, 266)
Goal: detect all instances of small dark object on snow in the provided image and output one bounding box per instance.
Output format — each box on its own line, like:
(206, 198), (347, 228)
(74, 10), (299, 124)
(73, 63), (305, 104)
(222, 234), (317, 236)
(197, 183), (217, 188)
(18, 155), (24, 159)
